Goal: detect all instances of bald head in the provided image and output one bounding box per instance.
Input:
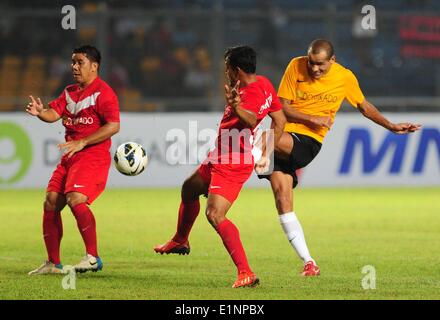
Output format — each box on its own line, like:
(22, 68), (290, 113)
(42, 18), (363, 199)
(306, 39), (336, 79)
(308, 39), (335, 60)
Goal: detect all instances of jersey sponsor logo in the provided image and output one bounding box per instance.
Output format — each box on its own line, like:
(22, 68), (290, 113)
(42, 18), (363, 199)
(296, 89), (338, 103)
(73, 184), (85, 188)
(258, 93), (273, 115)
(62, 116), (94, 126)
(65, 91), (101, 115)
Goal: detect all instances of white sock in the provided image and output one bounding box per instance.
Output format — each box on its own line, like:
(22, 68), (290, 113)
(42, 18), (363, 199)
(279, 212), (314, 265)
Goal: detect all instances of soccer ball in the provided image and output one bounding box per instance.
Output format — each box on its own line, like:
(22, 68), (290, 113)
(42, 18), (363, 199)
(113, 142), (148, 176)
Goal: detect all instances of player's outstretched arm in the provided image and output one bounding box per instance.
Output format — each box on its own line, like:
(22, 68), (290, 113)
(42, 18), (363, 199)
(58, 122), (120, 158)
(357, 99), (421, 134)
(25, 95), (60, 123)
(225, 81), (257, 128)
(280, 97), (332, 130)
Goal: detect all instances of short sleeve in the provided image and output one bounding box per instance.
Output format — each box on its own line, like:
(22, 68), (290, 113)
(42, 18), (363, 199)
(97, 91), (120, 123)
(277, 59), (298, 101)
(270, 94), (282, 112)
(268, 81), (282, 112)
(48, 90), (67, 116)
(239, 87), (260, 114)
(345, 70), (365, 108)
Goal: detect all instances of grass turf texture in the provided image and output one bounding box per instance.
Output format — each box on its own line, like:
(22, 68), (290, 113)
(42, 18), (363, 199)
(0, 188), (439, 300)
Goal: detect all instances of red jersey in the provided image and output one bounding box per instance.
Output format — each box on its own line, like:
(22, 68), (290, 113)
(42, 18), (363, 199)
(209, 75), (282, 164)
(49, 77), (120, 155)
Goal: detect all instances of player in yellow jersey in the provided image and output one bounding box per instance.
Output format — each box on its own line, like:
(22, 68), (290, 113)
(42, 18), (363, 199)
(258, 39), (421, 276)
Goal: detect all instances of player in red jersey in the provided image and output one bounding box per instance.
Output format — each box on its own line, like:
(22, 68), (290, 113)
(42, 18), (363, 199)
(27, 45), (120, 275)
(154, 45), (286, 288)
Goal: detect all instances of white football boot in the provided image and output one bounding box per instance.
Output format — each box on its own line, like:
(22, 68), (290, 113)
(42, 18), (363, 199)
(74, 254), (103, 273)
(28, 261), (64, 275)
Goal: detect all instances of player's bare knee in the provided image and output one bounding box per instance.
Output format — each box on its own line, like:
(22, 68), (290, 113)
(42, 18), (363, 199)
(205, 206), (224, 227)
(43, 199), (56, 212)
(181, 179), (195, 201)
(181, 176), (205, 201)
(66, 193), (87, 209)
(44, 194), (58, 212)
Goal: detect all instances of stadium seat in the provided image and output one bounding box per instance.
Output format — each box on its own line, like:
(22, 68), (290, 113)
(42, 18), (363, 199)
(141, 56), (161, 72)
(0, 55), (22, 110)
(142, 102), (159, 112)
(2, 56), (21, 68)
(18, 55), (47, 99)
(121, 88), (143, 111)
(173, 47), (191, 67)
(45, 78), (61, 97)
(28, 55), (46, 68)
(79, 27), (97, 42)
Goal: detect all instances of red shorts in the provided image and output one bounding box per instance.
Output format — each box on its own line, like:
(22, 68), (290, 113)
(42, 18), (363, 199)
(197, 161), (254, 204)
(47, 152), (111, 204)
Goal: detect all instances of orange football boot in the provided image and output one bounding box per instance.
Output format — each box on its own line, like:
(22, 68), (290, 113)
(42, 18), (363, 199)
(154, 240), (190, 255)
(232, 271), (260, 288)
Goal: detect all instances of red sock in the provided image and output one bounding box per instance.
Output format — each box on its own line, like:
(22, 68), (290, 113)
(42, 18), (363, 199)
(216, 219), (252, 274)
(172, 199), (200, 243)
(43, 211), (63, 265)
(71, 203), (98, 257)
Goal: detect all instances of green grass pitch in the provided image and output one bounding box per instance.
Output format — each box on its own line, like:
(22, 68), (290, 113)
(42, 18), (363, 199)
(0, 187), (439, 300)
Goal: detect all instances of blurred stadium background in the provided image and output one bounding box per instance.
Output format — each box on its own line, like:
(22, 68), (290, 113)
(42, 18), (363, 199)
(1, 0), (440, 112)
(1, 0), (439, 189)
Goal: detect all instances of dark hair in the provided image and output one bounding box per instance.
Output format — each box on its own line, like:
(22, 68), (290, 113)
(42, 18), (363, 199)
(308, 39), (335, 60)
(73, 45), (101, 66)
(224, 45), (257, 73)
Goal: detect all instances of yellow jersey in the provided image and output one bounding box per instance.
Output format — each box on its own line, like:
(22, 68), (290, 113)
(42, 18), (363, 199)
(278, 56), (365, 143)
